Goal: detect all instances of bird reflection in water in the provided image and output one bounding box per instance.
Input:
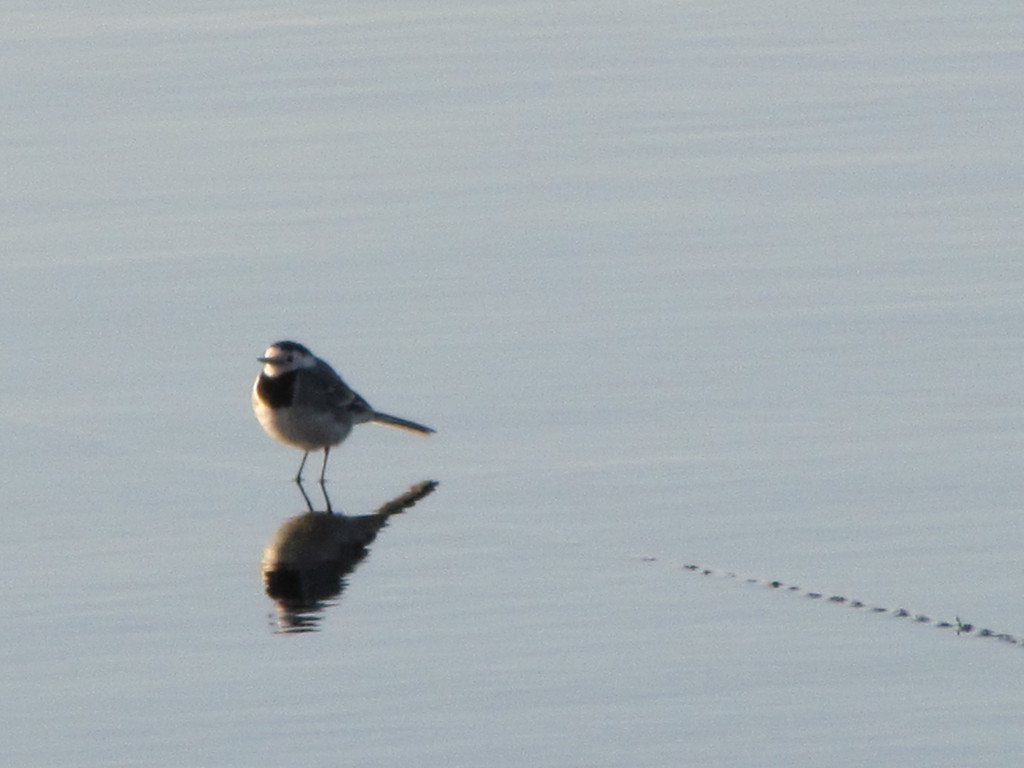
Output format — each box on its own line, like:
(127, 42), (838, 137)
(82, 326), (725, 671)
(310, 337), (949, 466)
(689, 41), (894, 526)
(262, 480), (438, 633)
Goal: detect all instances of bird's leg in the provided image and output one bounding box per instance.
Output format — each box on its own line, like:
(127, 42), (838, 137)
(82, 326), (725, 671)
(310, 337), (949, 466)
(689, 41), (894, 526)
(318, 447), (331, 485)
(295, 478), (315, 512)
(319, 447), (333, 513)
(320, 483), (334, 514)
(295, 451), (309, 483)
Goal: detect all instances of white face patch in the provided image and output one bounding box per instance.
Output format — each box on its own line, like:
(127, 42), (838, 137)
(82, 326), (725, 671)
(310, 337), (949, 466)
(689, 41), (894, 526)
(260, 345), (316, 376)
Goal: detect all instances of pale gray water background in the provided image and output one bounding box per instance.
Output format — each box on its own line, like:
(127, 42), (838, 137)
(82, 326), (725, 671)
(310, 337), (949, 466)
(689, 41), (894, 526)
(3, 1), (1024, 765)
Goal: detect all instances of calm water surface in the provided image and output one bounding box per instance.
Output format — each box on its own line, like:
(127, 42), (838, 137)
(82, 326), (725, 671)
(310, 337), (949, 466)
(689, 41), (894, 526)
(3, 2), (1024, 766)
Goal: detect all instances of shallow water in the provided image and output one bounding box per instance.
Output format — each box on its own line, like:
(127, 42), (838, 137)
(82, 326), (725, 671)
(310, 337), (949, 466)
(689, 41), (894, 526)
(3, 2), (1024, 765)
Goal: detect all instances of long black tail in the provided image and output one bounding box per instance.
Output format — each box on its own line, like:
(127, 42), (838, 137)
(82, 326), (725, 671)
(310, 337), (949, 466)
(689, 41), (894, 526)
(372, 411), (435, 435)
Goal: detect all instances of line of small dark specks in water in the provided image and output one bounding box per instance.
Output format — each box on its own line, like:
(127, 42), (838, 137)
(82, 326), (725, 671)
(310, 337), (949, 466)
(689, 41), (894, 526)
(673, 562), (1023, 648)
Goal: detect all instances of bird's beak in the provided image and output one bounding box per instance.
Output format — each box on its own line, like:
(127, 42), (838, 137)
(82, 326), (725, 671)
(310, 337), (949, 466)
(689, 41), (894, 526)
(258, 355), (278, 364)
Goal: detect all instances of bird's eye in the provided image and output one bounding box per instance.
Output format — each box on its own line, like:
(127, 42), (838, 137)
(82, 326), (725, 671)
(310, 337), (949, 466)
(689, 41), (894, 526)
(285, 354), (294, 363)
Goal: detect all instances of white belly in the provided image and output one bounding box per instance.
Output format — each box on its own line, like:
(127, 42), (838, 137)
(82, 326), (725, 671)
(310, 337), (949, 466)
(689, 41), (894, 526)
(252, 386), (353, 451)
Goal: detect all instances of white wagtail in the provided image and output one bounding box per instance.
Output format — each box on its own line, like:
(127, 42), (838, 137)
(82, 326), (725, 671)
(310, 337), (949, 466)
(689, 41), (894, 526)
(252, 341), (434, 483)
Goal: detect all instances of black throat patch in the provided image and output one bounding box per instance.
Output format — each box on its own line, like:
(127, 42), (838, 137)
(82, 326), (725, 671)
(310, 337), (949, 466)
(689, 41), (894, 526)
(257, 370), (298, 408)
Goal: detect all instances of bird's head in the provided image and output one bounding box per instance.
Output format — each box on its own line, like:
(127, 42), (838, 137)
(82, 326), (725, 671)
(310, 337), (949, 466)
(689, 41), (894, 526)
(258, 341), (317, 377)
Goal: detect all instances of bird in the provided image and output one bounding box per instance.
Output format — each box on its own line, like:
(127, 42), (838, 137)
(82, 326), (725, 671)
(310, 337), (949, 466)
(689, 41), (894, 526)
(252, 341), (434, 485)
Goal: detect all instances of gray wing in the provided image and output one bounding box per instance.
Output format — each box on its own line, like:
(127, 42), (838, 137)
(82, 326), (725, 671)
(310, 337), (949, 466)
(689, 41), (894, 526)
(294, 360), (374, 422)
